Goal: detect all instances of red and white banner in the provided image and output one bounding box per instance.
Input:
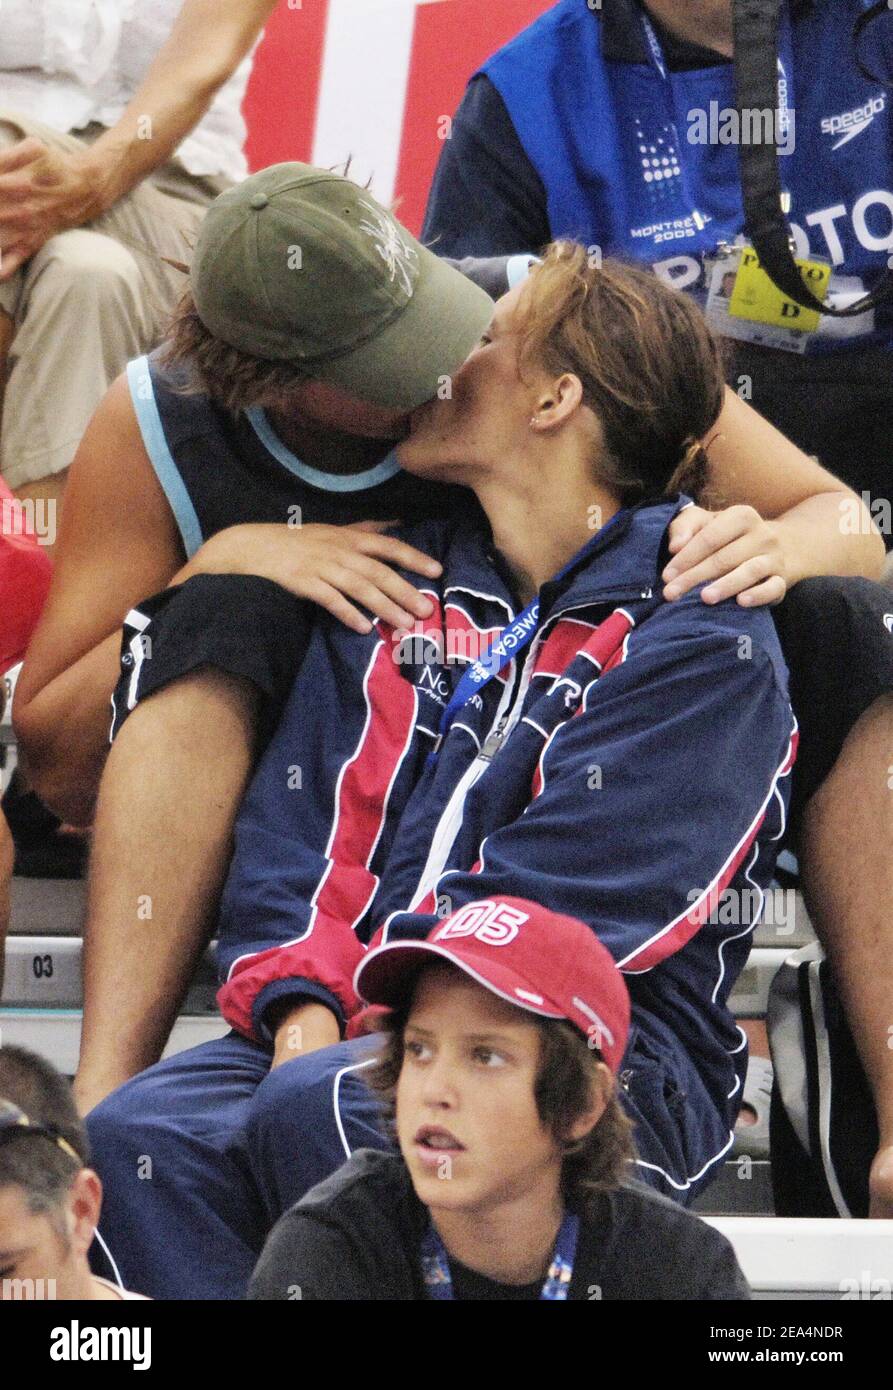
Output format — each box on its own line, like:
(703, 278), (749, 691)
(243, 0), (552, 235)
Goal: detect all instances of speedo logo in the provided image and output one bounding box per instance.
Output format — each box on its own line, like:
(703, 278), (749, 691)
(821, 95), (886, 150)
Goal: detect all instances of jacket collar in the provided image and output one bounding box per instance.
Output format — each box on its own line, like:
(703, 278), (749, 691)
(538, 496), (686, 616)
(441, 519), (518, 619)
(446, 496), (687, 622)
(599, 0), (813, 66)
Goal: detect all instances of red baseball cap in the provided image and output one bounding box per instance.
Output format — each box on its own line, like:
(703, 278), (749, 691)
(353, 897), (630, 1074)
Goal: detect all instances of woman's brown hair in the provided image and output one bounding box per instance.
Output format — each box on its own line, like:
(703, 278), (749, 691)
(365, 990), (636, 1217)
(517, 242), (727, 504)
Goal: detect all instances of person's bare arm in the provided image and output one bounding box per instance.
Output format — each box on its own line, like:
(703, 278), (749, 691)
(663, 387), (885, 606)
(13, 375), (187, 823)
(0, 0), (280, 275)
(14, 379), (442, 825)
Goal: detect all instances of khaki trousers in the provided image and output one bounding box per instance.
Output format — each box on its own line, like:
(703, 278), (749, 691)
(0, 112), (229, 488)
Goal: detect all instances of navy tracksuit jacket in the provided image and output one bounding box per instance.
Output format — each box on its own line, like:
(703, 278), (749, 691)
(88, 498), (796, 1299)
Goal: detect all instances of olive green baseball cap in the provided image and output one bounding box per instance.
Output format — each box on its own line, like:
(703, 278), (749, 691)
(190, 162), (494, 411)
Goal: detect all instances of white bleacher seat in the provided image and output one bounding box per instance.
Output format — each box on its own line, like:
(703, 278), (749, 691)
(0, 1008), (228, 1074)
(707, 1217), (893, 1299)
(2, 932), (218, 1012)
(1, 931), (809, 1017)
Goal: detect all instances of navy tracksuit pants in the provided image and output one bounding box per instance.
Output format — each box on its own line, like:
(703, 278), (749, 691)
(87, 1034), (388, 1300)
(87, 1028), (734, 1300)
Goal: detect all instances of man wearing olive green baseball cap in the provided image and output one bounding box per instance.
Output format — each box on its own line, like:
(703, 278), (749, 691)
(189, 162), (495, 411)
(70, 164), (526, 1121)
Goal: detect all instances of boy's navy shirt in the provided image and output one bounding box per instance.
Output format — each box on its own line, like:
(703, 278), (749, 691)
(127, 351), (476, 559)
(248, 1148), (751, 1300)
(423, 0), (893, 356)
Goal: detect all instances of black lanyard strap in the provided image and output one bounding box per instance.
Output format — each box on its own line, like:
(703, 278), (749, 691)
(853, 0), (893, 85)
(734, 0), (893, 318)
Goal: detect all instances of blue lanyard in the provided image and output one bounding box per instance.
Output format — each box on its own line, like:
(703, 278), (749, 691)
(427, 527), (617, 768)
(421, 1210), (580, 1301)
(637, 6), (796, 248)
(638, 5), (794, 95)
(431, 592), (540, 758)
(639, 8), (668, 79)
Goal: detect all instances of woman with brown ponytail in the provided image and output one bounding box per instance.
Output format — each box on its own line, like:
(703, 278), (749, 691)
(86, 241), (799, 1299)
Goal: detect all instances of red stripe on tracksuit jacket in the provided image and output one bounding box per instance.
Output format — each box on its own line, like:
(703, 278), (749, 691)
(216, 500), (796, 1156)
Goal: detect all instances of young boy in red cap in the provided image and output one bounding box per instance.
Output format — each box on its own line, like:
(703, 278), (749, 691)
(248, 897), (749, 1301)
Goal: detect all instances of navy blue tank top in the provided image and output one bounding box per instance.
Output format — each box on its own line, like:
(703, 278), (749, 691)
(127, 353), (475, 559)
(126, 255), (526, 556)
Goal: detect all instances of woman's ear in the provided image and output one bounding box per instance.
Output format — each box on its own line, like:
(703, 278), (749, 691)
(530, 373), (584, 430)
(564, 1062), (613, 1144)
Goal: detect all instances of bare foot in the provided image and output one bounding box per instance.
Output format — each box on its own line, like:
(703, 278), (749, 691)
(868, 1144), (893, 1218)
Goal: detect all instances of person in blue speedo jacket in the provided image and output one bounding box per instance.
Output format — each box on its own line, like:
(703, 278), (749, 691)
(424, 0), (893, 1224)
(86, 246), (796, 1300)
(424, 0), (893, 500)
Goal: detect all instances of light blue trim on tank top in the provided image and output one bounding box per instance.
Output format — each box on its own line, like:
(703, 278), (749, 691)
(126, 356), (204, 558)
(245, 407), (402, 492)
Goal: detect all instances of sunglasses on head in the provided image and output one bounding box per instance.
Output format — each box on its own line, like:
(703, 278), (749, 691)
(0, 1099), (81, 1165)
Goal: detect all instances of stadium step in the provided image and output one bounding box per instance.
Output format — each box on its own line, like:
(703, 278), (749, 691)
(7, 938), (813, 1014)
(2, 863), (817, 1014)
(693, 1157), (774, 1217)
(9, 875), (85, 937)
(0, 1008), (228, 1075)
(705, 1217), (893, 1299)
(5, 875), (819, 942)
(0, 935), (799, 1019)
(2, 934), (219, 1013)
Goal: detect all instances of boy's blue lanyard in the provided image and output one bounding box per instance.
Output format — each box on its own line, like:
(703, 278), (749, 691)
(421, 1210), (580, 1301)
(637, 5), (795, 251)
(427, 532), (605, 768)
